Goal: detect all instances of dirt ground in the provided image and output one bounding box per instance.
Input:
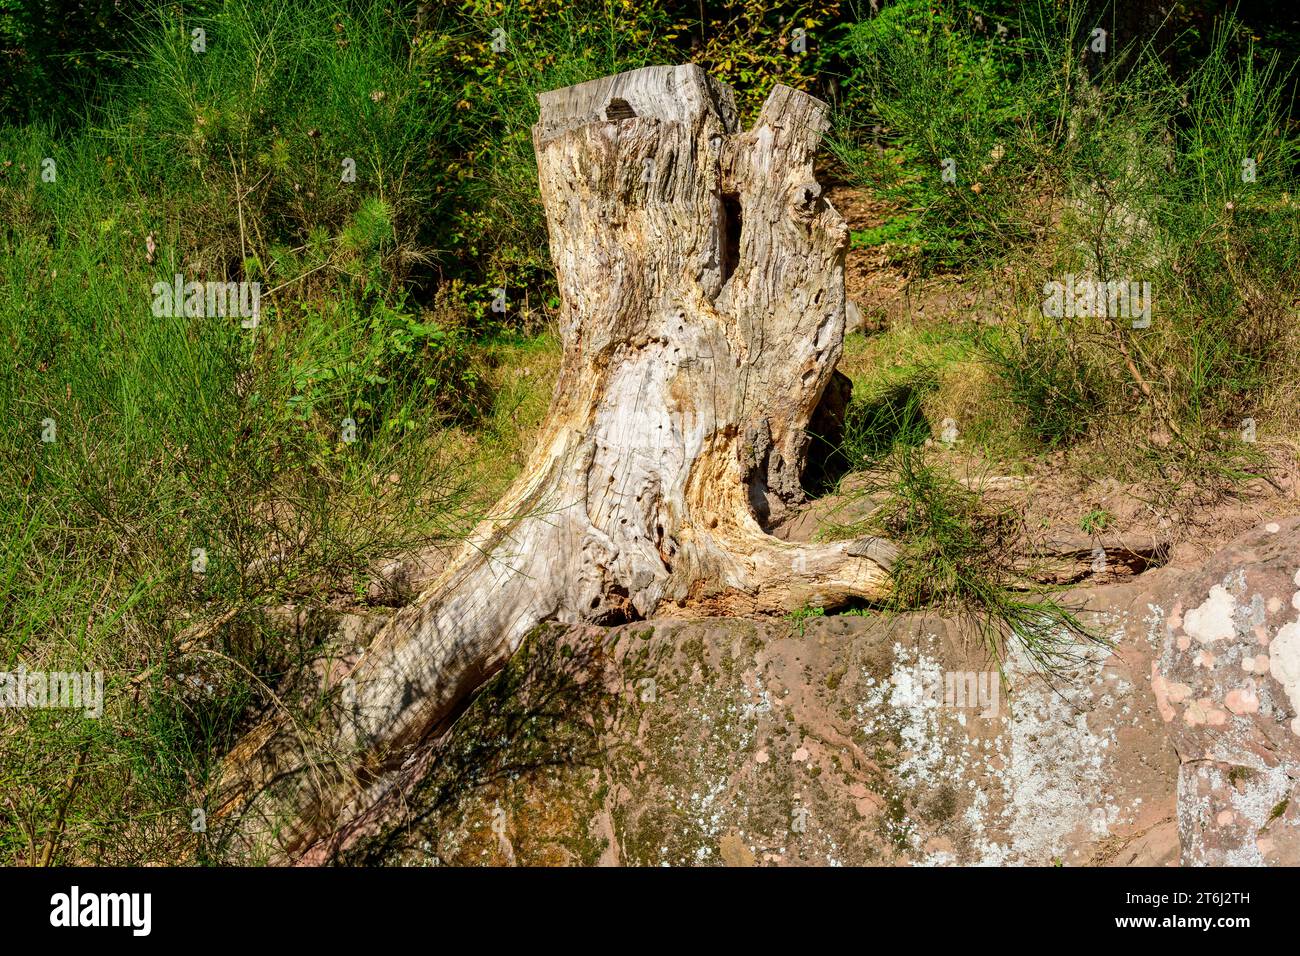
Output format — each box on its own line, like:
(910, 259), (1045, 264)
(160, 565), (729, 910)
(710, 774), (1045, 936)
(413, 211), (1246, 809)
(794, 184), (1300, 578)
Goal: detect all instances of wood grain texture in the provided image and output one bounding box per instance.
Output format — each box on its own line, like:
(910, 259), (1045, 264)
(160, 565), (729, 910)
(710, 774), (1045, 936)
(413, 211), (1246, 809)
(210, 65), (895, 862)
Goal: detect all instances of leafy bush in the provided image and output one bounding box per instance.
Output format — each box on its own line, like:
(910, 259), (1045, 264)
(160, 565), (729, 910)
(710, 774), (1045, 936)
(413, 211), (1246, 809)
(829, 0), (1041, 270)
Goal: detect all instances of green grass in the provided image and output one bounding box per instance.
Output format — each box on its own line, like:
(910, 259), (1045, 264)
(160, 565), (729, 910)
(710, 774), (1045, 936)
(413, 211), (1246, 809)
(787, 604), (826, 636)
(1080, 508), (1112, 534)
(833, 1), (1300, 474)
(0, 0), (496, 865)
(4, 0), (1300, 864)
(0, 231), (485, 863)
(0, 0), (673, 863)
(832, 318), (1028, 469)
(824, 446), (1104, 681)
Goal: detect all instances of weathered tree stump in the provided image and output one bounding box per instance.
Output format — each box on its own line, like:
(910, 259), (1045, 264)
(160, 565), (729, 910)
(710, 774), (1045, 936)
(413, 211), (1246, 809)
(211, 64), (896, 861)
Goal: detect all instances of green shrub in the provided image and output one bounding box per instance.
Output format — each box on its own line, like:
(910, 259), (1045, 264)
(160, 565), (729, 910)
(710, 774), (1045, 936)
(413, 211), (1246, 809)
(835, 2), (1300, 460)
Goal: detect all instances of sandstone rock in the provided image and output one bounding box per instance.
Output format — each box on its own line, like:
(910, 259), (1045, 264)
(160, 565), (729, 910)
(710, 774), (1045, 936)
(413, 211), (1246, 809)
(359, 606), (1178, 866)
(1139, 516), (1300, 865)
(336, 516), (1300, 867)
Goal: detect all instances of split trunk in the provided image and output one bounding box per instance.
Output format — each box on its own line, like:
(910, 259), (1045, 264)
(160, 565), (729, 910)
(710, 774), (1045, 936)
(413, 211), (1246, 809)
(212, 65), (895, 861)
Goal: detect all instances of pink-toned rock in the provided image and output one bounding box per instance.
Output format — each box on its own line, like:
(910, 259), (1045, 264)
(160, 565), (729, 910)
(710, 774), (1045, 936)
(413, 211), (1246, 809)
(1225, 686), (1260, 715)
(360, 519), (1300, 868)
(1135, 517), (1300, 865)
(376, 604), (1179, 867)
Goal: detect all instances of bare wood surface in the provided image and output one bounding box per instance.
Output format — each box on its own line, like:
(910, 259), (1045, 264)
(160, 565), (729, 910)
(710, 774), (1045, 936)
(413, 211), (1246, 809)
(209, 65), (894, 861)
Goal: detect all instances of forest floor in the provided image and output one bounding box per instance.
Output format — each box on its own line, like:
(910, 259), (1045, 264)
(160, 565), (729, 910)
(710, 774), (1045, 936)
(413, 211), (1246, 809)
(818, 183), (1300, 573)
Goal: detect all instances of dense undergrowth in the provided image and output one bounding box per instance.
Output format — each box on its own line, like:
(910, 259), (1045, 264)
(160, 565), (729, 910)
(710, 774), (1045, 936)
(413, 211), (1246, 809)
(1, 0), (1297, 863)
(833, 0), (1300, 466)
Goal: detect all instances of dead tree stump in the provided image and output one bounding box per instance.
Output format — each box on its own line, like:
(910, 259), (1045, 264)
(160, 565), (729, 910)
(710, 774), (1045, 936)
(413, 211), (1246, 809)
(211, 64), (895, 861)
